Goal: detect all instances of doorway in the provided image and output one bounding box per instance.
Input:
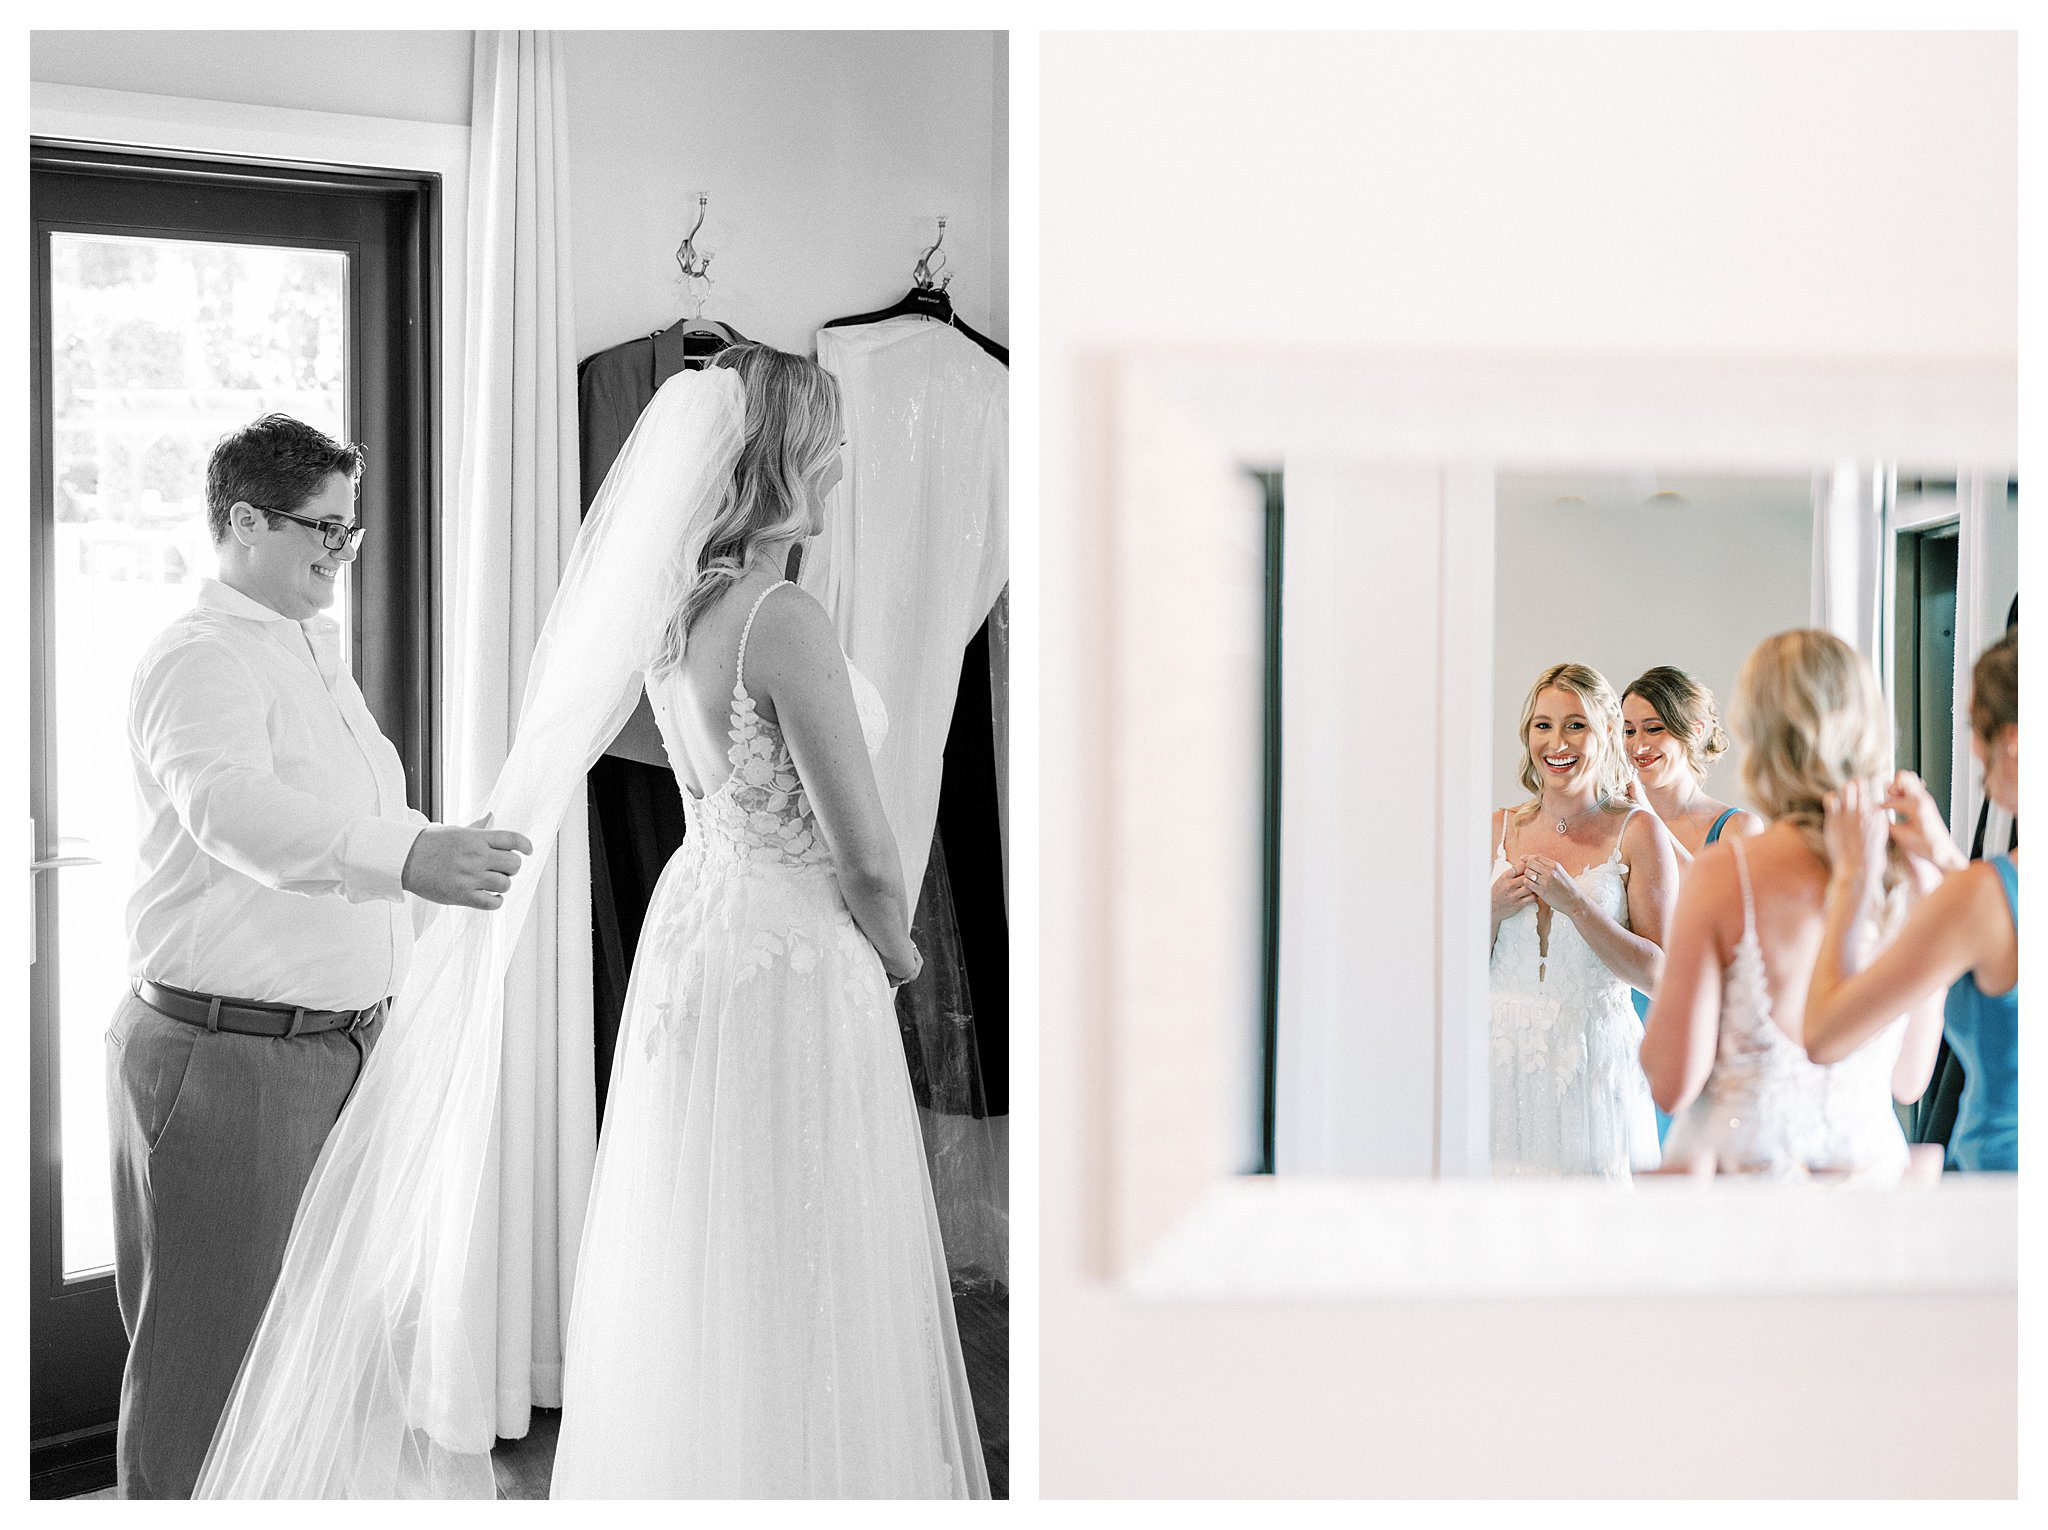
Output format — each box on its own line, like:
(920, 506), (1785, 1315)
(27, 142), (438, 1494)
(1894, 517), (1961, 821)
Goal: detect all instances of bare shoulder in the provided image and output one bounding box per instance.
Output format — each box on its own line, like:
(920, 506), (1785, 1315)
(1722, 808), (1766, 838)
(1734, 821), (1827, 904)
(1942, 859), (2010, 921)
(742, 583), (847, 689)
(746, 579), (831, 637)
(1622, 805), (1678, 860)
(1678, 837), (1740, 905)
(1687, 834), (1738, 876)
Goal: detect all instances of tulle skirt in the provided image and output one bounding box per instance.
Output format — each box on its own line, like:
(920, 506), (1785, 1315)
(550, 847), (988, 1498)
(1490, 987), (1662, 1179)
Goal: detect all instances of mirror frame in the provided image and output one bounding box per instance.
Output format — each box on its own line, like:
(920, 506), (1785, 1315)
(1093, 350), (2017, 1297)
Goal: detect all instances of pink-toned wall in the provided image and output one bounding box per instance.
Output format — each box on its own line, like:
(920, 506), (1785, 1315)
(1040, 29), (2016, 1497)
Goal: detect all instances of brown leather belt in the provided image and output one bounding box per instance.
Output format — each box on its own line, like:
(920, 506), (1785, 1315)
(136, 979), (387, 1039)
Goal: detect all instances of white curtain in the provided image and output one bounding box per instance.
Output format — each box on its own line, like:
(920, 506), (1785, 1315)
(1811, 460), (1885, 665)
(446, 30), (590, 1437)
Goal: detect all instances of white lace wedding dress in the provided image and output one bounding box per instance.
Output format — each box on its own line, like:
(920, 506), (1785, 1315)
(1490, 811), (1662, 1177)
(1661, 838), (1908, 1182)
(193, 371), (985, 1500)
(548, 581), (988, 1498)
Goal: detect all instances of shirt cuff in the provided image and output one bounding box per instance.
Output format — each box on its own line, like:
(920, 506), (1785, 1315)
(346, 817), (427, 904)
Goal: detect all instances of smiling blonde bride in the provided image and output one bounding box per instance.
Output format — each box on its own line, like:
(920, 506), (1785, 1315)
(1488, 662), (1679, 1177)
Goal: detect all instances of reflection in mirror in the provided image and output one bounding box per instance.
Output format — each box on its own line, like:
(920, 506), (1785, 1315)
(1256, 466), (2019, 1183)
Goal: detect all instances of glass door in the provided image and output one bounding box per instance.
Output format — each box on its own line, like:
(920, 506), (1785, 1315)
(45, 233), (352, 1283)
(29, 145), (437, 1492)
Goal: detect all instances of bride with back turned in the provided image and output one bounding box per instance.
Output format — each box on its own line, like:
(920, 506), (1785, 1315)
(197, 346), (987, 1498)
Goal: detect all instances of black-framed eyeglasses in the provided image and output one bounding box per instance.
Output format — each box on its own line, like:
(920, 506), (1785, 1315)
(256, 504), (367, 554)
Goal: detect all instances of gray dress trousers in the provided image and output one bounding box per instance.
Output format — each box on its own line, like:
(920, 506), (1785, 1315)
(104, 989), (380, 1499)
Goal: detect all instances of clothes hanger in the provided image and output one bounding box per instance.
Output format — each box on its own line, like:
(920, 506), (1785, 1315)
(647, 195), (745, 372)
(823, 218), (1008, 366)
(656, 194), (748, 355)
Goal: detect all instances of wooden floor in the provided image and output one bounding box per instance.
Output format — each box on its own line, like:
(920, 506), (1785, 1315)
(492, 1284), (1009, 1499)
(69, 1288), (1005, 1500)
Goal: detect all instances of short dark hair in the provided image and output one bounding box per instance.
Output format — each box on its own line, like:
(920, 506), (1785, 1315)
(206, 414), (365, 544)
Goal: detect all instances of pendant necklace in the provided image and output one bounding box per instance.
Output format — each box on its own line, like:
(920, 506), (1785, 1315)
(1548, 800), (1597, 836)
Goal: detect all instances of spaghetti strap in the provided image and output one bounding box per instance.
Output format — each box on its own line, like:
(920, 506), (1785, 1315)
(1705, 806), (1739, 845)
(1606, 806), (1638, 865)
(1729, 836), (1757, 940)
(732, 579), (791, 700)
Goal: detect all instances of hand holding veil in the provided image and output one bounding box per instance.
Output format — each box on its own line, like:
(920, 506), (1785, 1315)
(195, 368), (744, 1498)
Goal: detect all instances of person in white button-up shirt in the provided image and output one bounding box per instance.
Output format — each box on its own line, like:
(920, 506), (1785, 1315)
(126, 576), (428, 1010)
(106, 414), (531, 1499)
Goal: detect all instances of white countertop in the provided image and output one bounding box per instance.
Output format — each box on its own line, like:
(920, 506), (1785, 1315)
(1127, 1173), (2019, 1300)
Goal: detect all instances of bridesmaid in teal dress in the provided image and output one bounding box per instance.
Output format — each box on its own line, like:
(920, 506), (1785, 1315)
(1805, 631), (2019, 1169)
(1621, 668), (1763, 1143)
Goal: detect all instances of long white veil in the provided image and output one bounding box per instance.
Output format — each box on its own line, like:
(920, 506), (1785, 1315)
(194, 368), (745, 1498)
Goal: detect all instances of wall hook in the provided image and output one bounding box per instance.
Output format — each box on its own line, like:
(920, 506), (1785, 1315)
(912, 216), (951, 291)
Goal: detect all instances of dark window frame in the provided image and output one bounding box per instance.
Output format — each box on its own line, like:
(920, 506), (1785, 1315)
(1251, 469), (1284, 1176)
(1893, 519), (1961, 813)
(28, 140), (440, 1466)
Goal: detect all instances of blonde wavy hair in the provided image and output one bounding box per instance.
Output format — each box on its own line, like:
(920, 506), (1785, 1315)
(1514, 661), (1633, 818)
(650, 343), (842, 674)
(1730, 629), (1906, 891)
(1623, 666), (1732, 778)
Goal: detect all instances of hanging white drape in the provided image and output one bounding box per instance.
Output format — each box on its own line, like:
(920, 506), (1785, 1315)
(1811, 460), (1885, 664)
(446, 29), (590, 1438)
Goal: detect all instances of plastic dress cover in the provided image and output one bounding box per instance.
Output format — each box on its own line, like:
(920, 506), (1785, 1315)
(807, 318), (1007, 903)
(808, 318), (1009, 1288)
(895, 830), (1006, 1287)
(193, 370), (745, 1498)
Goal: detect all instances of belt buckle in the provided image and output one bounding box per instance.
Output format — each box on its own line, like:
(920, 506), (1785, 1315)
(348, 999), (381, 1033)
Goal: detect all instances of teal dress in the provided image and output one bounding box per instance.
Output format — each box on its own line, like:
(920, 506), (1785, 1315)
(1941, 855), (2018, 1171)
(1634, 808), (1740, 1145)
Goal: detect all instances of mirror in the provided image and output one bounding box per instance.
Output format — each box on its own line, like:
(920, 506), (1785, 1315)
(1255, 463), (2018, 1180)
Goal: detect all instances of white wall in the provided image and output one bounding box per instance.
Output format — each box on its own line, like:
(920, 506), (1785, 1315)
(29, 30), (475, 125)
(1043, 30), (2016, 1497)
(1490, 474), (1814, 812)
(1040, 31), (2014, 360)
(562, 30), (1005, 361)
(30, 28), (1006, 391)
(1273, 463), (1448, 1178)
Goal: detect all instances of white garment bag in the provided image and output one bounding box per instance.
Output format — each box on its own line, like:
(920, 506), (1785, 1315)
(806, 317), (1009, 1286)
(807, 318), (1009, 901)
